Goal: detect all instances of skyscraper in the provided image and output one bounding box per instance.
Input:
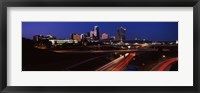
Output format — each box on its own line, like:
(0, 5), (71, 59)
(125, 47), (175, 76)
(89, 26), (100, 40)
(116, 26), (126, 41)
(80, 34), (85, 41)
(90, 31), (94, 38)
(93, 26), (100, 40)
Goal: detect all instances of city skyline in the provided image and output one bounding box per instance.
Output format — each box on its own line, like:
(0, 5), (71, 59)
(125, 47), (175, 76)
(22, 22), (178, 41)
(22, 22), (178, 71)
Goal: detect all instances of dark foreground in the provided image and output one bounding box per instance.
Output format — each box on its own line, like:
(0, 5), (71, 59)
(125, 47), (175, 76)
(22, 39), (178, 71)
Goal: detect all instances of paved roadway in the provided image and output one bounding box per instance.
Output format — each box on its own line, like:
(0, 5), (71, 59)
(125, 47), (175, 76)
(151, 57), (178, 71)
(52, 49), (157, 53)
(65, 54), (110, 70)
(97, 52), (136, 71)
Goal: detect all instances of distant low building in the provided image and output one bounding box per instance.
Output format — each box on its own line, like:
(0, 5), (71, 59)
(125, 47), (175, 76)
(33, 35), (43, 41)
(152, 42), (162, 45)
(33, 35), (56, 41)
(46, 35), (56, 40)
(134, 36), (138, 40)
(176, 40), (178, 44)
(71, 33), (81, 41)
(110, 36), (116, 40)
(49, 39), (78, 45)
(33, 35), (56, 49)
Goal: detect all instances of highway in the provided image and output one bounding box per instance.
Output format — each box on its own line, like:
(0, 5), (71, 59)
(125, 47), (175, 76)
(52, 49), (157, 53)
(50, 49), (177, 71)
(97, 52), (136, 71)
(65, 54), (109, 70)
(150, 57), (178, 71)
(158, 57), (178, 71)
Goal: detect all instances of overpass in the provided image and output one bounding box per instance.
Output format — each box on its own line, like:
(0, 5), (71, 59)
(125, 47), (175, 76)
(52, 49), (158, 53)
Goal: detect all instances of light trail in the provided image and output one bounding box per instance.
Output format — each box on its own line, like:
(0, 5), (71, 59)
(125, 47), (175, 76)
(96, 52), (136, 71)
(66, 54), (109, 69)
(158, 57), (178, 71)
(112, 53), (136, 71)
(96, 53), (129, 71)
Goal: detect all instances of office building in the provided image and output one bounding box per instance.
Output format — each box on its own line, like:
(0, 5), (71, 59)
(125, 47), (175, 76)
(89, 26), (100, 40)
(93, 26), (100, 40)
(49, 39), (78, 45)
(90, 31), (94, 38)
(33, 35), (56, 41)
(116, 26), (126, 41)
(101, 33), (109, 40)
(71, 33), (81, 41)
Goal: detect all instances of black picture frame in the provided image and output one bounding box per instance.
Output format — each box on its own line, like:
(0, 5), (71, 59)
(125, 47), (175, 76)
(0, 0), (199, 93)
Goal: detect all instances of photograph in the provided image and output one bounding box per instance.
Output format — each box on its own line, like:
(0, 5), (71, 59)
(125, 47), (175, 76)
(22, 22), (178, 71)
(1, 0), (198, 91)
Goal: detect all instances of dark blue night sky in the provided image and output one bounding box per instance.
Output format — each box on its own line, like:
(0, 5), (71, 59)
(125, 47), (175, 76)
(22, 22), (178, 41)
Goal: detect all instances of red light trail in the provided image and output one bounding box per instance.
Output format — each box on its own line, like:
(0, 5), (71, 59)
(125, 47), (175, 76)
(96, 52), (136, 71)
(158, 57), (178, 71)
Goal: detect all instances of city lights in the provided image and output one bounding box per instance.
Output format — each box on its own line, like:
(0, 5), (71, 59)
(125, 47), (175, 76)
(23, 22), (178, 71)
